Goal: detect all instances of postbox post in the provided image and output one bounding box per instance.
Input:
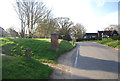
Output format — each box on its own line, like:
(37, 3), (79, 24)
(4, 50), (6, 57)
(51, 33), (58, 51)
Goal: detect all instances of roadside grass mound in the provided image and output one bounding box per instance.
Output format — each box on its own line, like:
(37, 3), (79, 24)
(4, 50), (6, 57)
(1, 37), (75, 79)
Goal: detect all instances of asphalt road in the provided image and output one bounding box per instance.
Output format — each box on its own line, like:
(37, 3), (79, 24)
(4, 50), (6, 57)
(70, 42), (118, 79)
(51, 42), (119, 79)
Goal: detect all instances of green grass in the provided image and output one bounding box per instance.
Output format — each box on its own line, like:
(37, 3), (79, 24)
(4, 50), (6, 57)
(1, 37), (76, 79)
(97, 38), (119, 49)
(79, 38), (120, 49)
(2, 56), (52, 79)
(1, 37), (75, 63)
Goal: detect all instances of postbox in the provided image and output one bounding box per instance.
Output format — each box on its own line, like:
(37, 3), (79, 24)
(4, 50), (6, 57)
(51, 33), (58, 51)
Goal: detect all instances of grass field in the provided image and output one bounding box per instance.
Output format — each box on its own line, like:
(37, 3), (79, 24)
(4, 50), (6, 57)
(1, 37), (76, 79)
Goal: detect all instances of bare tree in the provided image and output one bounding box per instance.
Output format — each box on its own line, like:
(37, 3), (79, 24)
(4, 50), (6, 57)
(71, 23), (86, 39)
(35, 19), (55, 38)
(56, 17), (73, 40)
(35, 11), (57, 38)
(14, 1), (26, 37)
(104, 25), (118, 31)
(55, 17), (73, 40)
(15, 0), (49, 38)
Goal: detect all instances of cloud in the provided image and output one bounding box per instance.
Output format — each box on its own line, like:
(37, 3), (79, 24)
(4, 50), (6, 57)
(85, 11), (118, 32)
(97, 0), (105, 7)
(98, 11), (118, 28)
(43, 0), (118, 33)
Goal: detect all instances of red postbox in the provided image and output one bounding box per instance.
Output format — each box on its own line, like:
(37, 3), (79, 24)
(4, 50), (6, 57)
(51, 33), (58, 51)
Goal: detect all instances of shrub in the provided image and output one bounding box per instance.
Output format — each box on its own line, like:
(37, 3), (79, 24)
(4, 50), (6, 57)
(63, 35), (72, 41)
(110, 36), (120, 40)
(76, 38), (84, 42)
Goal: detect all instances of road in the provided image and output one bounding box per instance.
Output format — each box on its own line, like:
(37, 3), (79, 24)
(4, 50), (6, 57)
(50, 42), (119, 79)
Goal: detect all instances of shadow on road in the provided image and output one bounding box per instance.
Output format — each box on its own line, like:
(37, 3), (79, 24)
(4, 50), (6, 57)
(51, 42), (119, 79)
(74, 42), (119, 74)
(76, 55), (119, 73)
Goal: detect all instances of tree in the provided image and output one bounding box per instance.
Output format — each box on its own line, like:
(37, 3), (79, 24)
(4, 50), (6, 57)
(71, 23), (86, 39)
(55, 17), (73, 40)
(15, 0), (49, 38)
(104, 26), (114, 31)
(15, 1), (26, 38)
(35, 11), (57, 38)
(104, 25), (118, 31)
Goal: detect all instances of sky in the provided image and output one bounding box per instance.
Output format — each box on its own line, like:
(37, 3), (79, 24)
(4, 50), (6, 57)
(0, 0), (119, 33)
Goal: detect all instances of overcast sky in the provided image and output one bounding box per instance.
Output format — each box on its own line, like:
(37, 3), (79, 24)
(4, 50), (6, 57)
(0, 0), (119, 33)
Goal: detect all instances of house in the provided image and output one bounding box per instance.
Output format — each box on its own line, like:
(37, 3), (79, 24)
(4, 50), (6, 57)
(83, 30), (119, 40)
(0, 27), (8, 37)
(111, 30), (119, 36)
(84, 33), (98, 39)
(98, 30), (119, 38)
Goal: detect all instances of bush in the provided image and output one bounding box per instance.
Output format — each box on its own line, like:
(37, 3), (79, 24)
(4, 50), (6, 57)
(110, 36), (120, 40)
(76, 38), (83, 42)
(63, 35), (72, 41)
(97, 38), (120, 49)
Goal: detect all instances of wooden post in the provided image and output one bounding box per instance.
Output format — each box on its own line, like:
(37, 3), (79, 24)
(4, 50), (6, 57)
(51, 33), (58, 51)
(25, 48), (31, 58)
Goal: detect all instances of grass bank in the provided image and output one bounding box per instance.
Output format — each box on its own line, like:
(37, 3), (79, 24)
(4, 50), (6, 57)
(80, 38), (120, 49)
(96, 38), (120, 49)
(1, 37), (76, 79)
(2, 56), (52, 79)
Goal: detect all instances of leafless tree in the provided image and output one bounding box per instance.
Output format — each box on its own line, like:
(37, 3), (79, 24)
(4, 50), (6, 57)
(55, 17), (73, 35)
(14, 1), (26, 37)
(15, 0), (49, 38)
(71, 23), (86, 39)
(35, 10), (57, 38)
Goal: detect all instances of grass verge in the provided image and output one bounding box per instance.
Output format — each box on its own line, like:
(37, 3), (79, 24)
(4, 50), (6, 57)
(79, 38), (120, 49)
(1, 37), (76, 79)
(2, 56), (52, 79)
(96, 38), (120, 49)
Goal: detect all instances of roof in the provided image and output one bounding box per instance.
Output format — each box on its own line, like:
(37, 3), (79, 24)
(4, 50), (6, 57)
(85, 33), (98, 35)
(98, 31), (112, 33)
(98, 30), (119, 35)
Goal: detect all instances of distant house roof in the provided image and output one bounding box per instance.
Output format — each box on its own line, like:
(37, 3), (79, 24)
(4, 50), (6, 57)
(0, 26), (8, 37)
(98, 31), (112, 36)
(98, 30), (119, 37)
(84, 33), (98, 38)
(84, 33), (98, 35)
(111, 30), (119, 36)
(98, 31), (112, 34)
(0, 26), (4, 30)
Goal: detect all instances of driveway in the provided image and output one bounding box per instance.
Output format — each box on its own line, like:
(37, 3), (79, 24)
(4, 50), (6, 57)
(50, 42), (119, 79)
